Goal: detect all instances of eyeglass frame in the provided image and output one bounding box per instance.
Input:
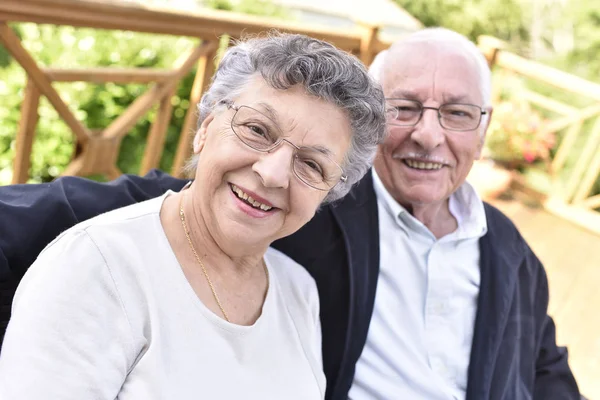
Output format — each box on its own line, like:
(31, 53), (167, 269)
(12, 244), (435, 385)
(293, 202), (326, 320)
(385, 98), (488, 132)
(220, 101), (348, 191)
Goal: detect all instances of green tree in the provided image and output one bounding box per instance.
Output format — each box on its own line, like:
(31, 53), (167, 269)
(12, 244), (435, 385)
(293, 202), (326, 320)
(393, 0), (530, 46)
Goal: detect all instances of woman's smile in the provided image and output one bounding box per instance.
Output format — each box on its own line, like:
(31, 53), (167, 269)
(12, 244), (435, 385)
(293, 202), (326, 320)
(229, 183), (279, 218)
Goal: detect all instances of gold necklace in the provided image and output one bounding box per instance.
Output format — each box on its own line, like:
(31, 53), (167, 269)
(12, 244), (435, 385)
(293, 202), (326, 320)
(178, 193), (269, 323)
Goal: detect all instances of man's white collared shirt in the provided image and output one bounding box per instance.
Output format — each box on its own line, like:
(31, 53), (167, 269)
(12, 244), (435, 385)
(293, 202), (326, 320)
(348, 171), (488, 400)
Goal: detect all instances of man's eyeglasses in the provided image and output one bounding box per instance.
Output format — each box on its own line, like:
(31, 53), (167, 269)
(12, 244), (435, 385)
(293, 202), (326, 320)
(385, 98), (487, 131)
(224, 102), (347, 191)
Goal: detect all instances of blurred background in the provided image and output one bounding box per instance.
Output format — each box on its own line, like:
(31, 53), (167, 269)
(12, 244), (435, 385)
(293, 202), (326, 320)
(0, 0), (599, 397)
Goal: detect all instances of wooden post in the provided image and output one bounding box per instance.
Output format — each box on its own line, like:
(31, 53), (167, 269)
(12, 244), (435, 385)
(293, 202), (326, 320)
(0, 22), (91, 143)
(140, 88), (176, 175)
(563, 116), (600, 203)
(358, 23), (379, 67)
(573, 140), (600, 204)
(43, 67), (173, 84)
(102, 41), (215, 141)
(581, 194), (600, 210)
(551, 121), (582, 177)
(12, 79), (40, 184)
(171, 42), (218, 178)
(477, 35), (504, 67)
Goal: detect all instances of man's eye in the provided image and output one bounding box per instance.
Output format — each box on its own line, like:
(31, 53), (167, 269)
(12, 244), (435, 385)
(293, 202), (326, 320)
(397, 106), (418, 112)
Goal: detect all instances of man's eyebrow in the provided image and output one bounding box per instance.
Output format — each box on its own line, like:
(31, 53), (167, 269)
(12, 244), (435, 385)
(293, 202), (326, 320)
(443, 94), (474, 104)
(387, 89), (419, 100)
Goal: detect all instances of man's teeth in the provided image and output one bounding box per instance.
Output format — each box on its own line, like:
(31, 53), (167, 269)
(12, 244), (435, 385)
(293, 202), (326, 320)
(231, 184), (273, 211)
(404, 159), (443, 170)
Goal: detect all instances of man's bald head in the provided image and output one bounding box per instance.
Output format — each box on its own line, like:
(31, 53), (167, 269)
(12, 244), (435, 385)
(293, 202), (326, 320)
(369, 28), (492, 107)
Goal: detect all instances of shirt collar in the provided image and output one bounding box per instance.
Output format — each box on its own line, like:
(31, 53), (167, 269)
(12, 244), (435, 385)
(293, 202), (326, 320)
(371, 168), (488, 240)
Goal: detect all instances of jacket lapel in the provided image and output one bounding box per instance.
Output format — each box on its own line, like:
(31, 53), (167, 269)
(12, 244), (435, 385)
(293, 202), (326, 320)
(466, 204), (523, 400)
(328, 171), (380, 397)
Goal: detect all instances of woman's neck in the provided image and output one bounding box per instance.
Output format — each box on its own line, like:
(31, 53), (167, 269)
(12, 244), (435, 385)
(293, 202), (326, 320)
(160, 189), (269, 325)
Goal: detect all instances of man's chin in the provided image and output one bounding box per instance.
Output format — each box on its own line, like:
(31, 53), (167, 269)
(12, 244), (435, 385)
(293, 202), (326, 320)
(395, 187), (451, 209)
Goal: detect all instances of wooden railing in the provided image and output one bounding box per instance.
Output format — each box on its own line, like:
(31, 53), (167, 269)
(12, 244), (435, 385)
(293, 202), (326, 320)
(0, 0), (389, 183)
(479, 36), (600, 235)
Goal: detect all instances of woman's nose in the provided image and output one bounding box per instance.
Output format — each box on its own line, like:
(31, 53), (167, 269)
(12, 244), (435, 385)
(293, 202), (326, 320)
(252, 145), (295, 189)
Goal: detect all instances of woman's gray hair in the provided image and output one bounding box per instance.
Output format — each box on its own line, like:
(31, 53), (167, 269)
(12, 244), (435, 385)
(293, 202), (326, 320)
(187, 32), (386, 203)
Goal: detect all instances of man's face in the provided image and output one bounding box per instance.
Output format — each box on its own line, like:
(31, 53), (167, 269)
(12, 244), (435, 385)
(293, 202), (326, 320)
(373, 43), (491, 209)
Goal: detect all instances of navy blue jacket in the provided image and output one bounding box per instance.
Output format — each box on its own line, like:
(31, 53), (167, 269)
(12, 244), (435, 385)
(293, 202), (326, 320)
(0, 169), (580, 399)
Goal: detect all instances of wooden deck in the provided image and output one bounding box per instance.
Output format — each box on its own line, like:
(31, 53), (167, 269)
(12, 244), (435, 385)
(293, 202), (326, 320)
(490, 198), (600, 399)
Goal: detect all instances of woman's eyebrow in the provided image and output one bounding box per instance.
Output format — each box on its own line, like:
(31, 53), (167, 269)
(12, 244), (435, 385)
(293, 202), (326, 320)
(253, 102), (336, 157)
(300, 145), (334, 157)
(255, 102), (281, 124)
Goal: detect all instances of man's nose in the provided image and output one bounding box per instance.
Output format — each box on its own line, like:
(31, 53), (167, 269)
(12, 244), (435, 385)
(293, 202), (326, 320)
(252, 144), (294, 189)
(410, 109), (445, 151)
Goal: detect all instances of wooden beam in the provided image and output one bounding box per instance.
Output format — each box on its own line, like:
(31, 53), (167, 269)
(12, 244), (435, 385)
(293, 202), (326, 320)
(543, 103), (600, 135)
(495, 50), (600, 102)
(477, 35), (505, 67)
(573, 139), (600, 203)
(140, 88), (176, 175)
(0, 0), (363, 52)
(580, 194), (600, 210)
(102, 41), (216, 140)
(43, 67), (174, 84)
(544, 197), (600, 237)
(11, 79), (40, 184)
(61, 154), (84, 177)
(107, 164), (122, 180)
(563, 116), (600, 202)
(520, 89), (578, 116)
(172, 47), (217, 178)
(358, 23), (379, 67)
(551, 121), (582, 176)
(0, 22), (91, 143)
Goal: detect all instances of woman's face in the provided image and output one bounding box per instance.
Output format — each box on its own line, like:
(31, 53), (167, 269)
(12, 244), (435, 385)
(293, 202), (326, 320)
(191, 75), (352, 256)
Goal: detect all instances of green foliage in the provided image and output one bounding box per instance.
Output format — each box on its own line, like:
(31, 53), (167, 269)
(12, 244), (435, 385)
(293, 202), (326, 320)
(393, 0), (529, 45)
(0, 24), (196, 183)
(554, 0), (600, 81)
(0, 0), (290, 185)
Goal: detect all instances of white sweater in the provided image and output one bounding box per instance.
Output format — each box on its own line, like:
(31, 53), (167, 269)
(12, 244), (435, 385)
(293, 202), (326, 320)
(0, 193), (325, 400)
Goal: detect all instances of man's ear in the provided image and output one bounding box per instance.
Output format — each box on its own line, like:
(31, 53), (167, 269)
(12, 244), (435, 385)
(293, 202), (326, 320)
(475, 106), (493, 159)
(193, 114), (215, 154)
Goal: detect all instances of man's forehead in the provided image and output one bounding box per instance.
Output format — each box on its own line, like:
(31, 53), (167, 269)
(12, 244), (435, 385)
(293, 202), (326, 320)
(381, 42), (482, 102)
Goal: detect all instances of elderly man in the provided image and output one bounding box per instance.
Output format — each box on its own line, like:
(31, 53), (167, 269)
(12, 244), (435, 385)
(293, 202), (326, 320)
(0, 28), (579, 399)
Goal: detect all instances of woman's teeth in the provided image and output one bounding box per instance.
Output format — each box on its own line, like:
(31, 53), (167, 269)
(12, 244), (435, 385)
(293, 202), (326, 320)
(404, 159), (443, 170)
(231, 184), (273, 211)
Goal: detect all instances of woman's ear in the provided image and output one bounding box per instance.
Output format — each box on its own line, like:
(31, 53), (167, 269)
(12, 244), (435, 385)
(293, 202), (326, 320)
(193, 114), (215, 154)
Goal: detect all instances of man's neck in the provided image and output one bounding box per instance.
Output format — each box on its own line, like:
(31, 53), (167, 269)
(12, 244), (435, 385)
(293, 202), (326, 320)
(407, 198), (458, 239)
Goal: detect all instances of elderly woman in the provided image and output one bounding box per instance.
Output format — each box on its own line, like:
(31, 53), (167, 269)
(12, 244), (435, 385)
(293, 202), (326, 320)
(0, 33), (385, 399)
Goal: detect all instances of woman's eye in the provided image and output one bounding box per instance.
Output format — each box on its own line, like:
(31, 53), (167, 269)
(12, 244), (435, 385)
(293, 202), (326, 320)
(248, 124), (267, 137)
(305, 160), (323, 174)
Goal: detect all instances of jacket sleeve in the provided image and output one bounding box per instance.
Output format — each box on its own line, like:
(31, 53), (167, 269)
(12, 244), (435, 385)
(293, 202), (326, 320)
(532, 256), (580, 399)
(0, 169), (187, 343)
